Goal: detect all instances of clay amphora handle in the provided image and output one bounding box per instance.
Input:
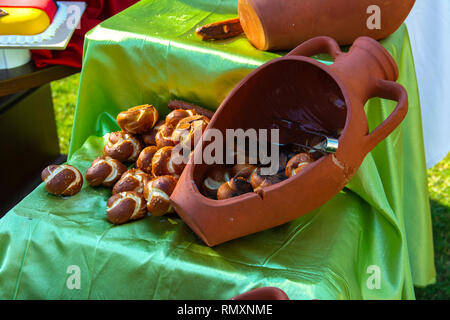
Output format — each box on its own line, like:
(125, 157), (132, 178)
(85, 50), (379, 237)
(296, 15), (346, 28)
(286, 36), (342, 61)
(287, 36), (408, 154)
(363, 79), (408, 152)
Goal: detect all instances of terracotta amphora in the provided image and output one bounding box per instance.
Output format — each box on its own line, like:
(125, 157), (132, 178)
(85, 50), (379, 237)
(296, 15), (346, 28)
(238, 0), (416, 50)
(171, 36), (408, 246)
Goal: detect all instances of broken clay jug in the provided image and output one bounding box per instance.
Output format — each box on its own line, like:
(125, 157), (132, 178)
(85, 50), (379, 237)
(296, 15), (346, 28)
(171, 36), (408, 246)
(238, 0), (416, 50)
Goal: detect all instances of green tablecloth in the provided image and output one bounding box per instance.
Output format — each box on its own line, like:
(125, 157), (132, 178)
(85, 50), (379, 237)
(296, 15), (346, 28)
(0, 0), (435, 299)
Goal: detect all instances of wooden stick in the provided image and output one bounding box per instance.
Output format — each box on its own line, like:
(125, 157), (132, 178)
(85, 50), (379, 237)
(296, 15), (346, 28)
(168, 100), (215, 119)
(195, 18), (244, 41)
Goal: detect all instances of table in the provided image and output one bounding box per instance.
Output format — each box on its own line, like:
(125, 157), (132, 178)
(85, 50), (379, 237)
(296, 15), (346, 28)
(0, 62), (79, 216)
(0, 62), (79, 96)
(0, 0), (435, 299)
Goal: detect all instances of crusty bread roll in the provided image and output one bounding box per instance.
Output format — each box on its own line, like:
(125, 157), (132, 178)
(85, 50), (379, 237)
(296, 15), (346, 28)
(112, 168), (150, 195)
(41, 164), (83, 196)
(217, 177), (253, 200)
(117, 104), (159, 134)
(85, 156), (127, 187)
(143, 175), (178, 216)
(106, 191), (147, 224)
(104, 131), (143, 162)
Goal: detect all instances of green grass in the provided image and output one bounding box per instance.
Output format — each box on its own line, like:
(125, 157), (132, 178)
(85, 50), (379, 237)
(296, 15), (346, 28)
(415, 153), (450, 300)
(50, 73), (80, 154)
(51, 73), (449, 300)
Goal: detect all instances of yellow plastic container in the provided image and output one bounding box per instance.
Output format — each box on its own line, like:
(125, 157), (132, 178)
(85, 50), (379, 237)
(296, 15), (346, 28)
(0, 8), (51, 35)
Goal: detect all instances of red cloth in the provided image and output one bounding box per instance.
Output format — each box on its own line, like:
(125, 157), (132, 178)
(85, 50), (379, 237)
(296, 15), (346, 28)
(31, 0), (139, 68)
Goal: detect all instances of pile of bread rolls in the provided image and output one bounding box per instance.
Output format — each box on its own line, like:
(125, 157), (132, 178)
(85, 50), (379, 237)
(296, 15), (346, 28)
(41, 101), (212, 225)
(201, 147), (317, 200)
(40, 99), (319, 221)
